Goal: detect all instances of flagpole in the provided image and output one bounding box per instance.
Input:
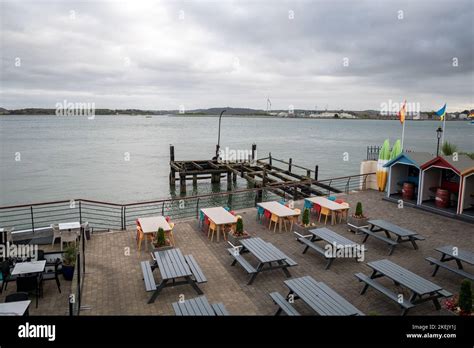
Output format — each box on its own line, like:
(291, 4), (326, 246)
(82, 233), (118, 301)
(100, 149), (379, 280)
(401, 120), (406, 151)
(441, 115), (446, 145)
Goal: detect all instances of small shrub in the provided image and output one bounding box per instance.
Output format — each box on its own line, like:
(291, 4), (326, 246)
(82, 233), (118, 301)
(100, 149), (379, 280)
(302, 208), (310, 225)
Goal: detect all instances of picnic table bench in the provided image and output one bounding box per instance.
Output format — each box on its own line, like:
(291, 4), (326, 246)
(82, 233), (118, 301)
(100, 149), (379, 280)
(228, 237), (297, 284)
(426, 245), (474, 281)
(269, 292), (300, 316)
(296, 228), (365, 270)
(283, 276), (364, 316)
(359, 220), (425, 255)
(141, 248), (207, 304)
(172, 296), (229, 316)
(355, 259), (452, 315)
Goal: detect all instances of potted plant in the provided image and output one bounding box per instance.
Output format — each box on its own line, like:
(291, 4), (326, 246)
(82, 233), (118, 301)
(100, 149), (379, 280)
(227, 217), (250, 246)
(302, 208), (310, 227)
(347, 202), (369, 233)
(153, 227), (173, 251)
(444, 279), (472, 316)
(62, 245), (77, 281)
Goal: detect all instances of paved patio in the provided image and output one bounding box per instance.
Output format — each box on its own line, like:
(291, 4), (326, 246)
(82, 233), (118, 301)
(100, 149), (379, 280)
(2, 190), (472, 315)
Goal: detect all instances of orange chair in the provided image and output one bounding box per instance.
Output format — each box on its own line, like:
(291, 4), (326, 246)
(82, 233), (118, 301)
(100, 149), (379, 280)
(166, 222), (176, 246)
(208, 221), (218, 242)
(136, 225), (154, 251)
(285, 208), (301, 231)
(319, 207), (331, 224)
(336, 203), (350, 223)
(269, 213), (280, 232)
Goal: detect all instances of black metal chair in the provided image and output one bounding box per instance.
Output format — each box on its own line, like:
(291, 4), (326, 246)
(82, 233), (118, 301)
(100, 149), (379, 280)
(41, 259), (62, 293)
(5, 292), (30, 316)
(0, 260), (17, 293)
(16, 275), (40, 308)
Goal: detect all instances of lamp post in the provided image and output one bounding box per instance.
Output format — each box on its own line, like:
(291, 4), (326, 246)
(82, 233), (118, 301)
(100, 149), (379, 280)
(214, 109), (226, 160)
(436, 126), (443, 156)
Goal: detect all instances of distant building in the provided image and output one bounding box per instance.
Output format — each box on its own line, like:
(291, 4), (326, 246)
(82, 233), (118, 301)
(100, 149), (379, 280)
(459, 113), (468, 119)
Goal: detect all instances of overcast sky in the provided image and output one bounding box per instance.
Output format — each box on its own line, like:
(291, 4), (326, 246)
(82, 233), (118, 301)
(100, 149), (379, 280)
(0, 0), (473, 111)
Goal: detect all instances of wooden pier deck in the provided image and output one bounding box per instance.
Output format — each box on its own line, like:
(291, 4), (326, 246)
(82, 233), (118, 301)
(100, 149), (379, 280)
(169, 144), (341, 199)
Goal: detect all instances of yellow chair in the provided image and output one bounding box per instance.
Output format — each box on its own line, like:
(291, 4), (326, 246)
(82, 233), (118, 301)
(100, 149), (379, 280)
(208, 221), (217, 242)
(269, 213), (280, 232)
(319, 207), (331, 224)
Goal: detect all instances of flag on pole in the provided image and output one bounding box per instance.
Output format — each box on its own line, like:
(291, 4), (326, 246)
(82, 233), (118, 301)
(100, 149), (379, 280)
(398, 100), (406, 124)
(436, 104), (447, 121)
(436, 103), (447, 145)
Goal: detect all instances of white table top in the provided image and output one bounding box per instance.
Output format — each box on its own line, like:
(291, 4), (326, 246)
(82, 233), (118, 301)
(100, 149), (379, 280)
(58, 222), (81, 230)
(305, 197), (349, 211)
(138, 216), (172, 234)
(12, 260), (46, 276)
(257, 201), (300, 218)
(0, 301), (31, 316)
(200, 207), (237, 225)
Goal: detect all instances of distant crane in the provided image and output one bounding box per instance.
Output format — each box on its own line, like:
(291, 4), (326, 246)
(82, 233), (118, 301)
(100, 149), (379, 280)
(266, 98), (272, 112)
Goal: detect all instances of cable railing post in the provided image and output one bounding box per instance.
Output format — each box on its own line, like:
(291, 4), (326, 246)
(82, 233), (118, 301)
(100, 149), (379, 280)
(196, 198), (200, 218)
(30, 206), (35, 234)
(346, 177), (351, 193)
(123, 206), (126, 230)
(77, 252), (81, 315)
(162, 201), (165, 216)
(79, 201), (82, 224)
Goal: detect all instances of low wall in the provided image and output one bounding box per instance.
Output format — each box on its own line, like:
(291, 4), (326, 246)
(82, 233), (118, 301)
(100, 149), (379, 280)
(360, 160), (378, 190)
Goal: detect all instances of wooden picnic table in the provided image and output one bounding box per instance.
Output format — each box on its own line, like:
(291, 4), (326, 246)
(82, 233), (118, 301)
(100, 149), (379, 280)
(305, 197), (349, 225)
(138, 216), (172, 250)
(298, 228), (365, 269)
(426, 245), (474, 281)
(141, 248), (207, 304)
(200, 207), (237, 242)
(228, 237), (297, 284)
(0, 300), (31, 316)
(358, 219), (424, 255)
(172, 296), (229, 316)
(257, 201), (299, 232)
(284, 276), (364, 316)
(356, 259), (451, 315)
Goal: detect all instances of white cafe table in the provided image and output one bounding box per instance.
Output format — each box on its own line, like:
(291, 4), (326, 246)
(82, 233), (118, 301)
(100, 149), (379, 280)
(58, 222), (81, 231)
(0, 300), (31, 316)
(12, 260), (46, 276)
(305, 197), (350, 225)
(257, 201), (299, 232)
(200, 207), (237, 242)
(138, 216), (172, 250)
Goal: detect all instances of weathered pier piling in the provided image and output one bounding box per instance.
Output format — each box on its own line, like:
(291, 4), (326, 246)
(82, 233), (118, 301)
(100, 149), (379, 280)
(168, 144), (340, 199)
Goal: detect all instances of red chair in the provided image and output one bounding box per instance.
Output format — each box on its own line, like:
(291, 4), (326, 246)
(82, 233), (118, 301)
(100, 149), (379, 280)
(264, 210), (271, 219)
(335, 199), (345, 204)
(230, 211), (236, 215)
(312, 204), (321, 218)
(165, 216), (171, 222)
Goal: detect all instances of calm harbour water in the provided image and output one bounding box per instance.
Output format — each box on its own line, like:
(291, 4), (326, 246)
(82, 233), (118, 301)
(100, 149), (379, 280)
(1, 115), (472, 206)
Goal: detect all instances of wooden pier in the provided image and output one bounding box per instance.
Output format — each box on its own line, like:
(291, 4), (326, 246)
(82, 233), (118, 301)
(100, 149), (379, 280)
(169, 144), (341, 199)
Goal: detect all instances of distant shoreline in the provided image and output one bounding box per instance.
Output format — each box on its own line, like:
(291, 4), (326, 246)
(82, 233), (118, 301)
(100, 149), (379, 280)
(0, 113), (469, 121)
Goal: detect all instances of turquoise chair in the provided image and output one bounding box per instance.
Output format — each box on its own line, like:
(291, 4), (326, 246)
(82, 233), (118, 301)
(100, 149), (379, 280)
(257, 206), (265, 222)
(328, 196), (336, 201)
(304, 200), (313, 209)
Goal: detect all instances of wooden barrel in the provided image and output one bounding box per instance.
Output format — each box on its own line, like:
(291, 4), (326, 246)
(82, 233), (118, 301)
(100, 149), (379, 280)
(435, 188), (450, 208)
(402, 182), (415, 200)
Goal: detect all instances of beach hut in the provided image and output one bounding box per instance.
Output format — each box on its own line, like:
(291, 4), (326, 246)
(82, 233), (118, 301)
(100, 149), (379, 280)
(459, 164), (474, 217)
(384, 152), (434, 203)
(418, 154), (474, 217)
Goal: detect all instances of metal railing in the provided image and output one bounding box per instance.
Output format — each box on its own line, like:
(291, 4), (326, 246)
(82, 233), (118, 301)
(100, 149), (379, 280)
(69, 226), (86, 316)
(367, 146), (414, 161)
(0, 173), (374, 233)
